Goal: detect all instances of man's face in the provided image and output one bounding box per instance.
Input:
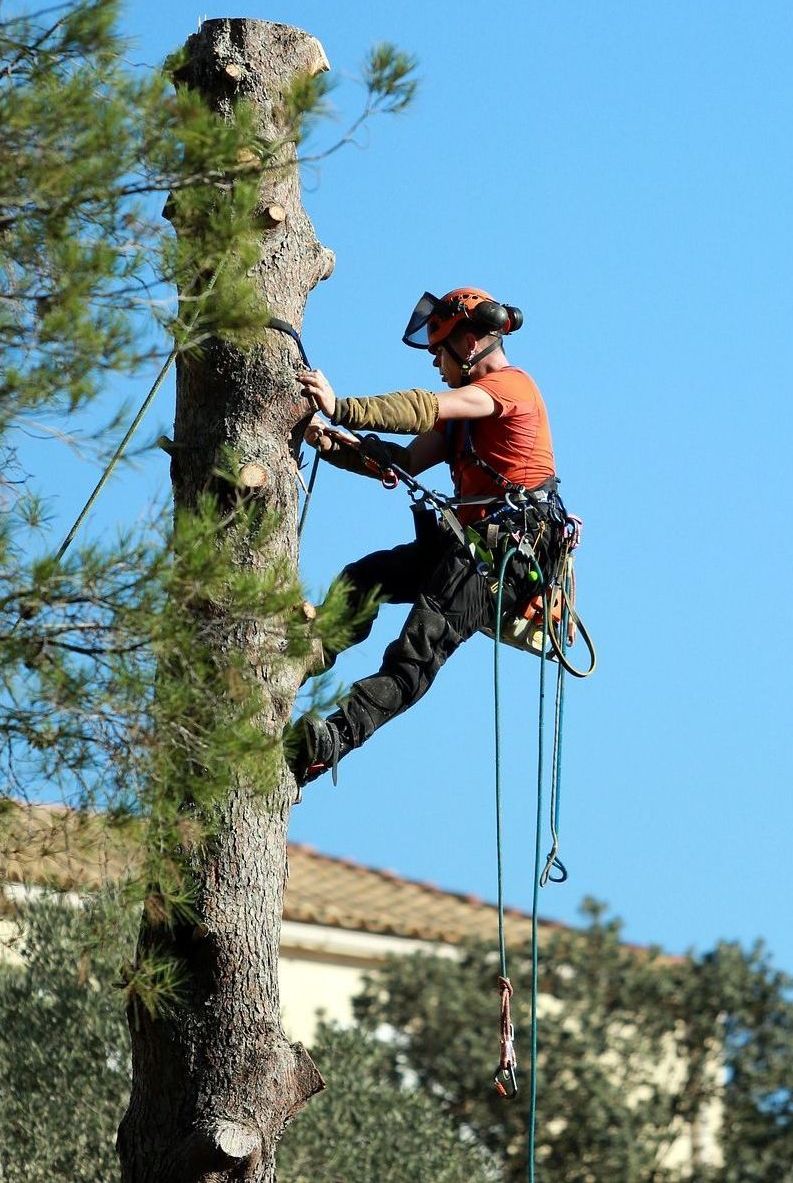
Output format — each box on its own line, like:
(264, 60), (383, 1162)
(430, 343), (458, 387)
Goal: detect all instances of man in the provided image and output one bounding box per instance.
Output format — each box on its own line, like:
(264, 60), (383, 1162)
(290, 287), (561, 787)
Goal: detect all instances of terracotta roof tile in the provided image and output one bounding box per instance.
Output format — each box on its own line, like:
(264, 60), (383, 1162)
(1, 804), (550, 947)
(284, 842), (545, 945)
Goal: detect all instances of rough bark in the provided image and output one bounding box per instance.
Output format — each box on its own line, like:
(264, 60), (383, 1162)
(117, 19), (332, 1183)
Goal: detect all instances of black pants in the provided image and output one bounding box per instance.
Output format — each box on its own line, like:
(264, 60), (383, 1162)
(323, 520), (525, 755)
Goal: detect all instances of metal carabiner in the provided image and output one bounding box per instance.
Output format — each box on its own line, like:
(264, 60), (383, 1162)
(494, 1061), (518, 1099)
(380, 468), (399, 490)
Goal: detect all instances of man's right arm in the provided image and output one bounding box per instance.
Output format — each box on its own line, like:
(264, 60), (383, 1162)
(403, 430), (446, 476)
(305, 420), (445, 481)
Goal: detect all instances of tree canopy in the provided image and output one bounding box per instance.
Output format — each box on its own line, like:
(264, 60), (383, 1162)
(354, 900), (793, 1183)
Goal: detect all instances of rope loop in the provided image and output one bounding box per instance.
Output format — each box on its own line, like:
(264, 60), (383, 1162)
(540, 853), (568, 886)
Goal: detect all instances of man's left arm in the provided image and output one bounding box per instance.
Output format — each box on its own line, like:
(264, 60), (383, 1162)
(435, 386), (496, 421)
(298, 369), (495, 432)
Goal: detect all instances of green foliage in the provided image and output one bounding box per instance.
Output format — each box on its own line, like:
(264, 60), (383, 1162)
(0, 3), (419, 430)
(1, 0), (287, 422)
(354, 901), (793, 1183)
(364, 43), (419, 114)
(278, 1023), (500, 1183)
(0, 897), (133, 1183)
(706, 941), (793, 1182)
(1, 492), (302, 898)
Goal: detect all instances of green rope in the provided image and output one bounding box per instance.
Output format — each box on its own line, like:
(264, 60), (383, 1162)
(493, 546), (517, 978)
(528, 605), (548, 1182)
(493, 546), (547, 1182)
(54, 266), (224, 564)
(54, 348), (178, 563)
(493, 544), (584, 1181)
(541, 645), (567, 886)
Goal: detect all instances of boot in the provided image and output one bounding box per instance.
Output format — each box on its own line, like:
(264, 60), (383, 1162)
(289, 715), (343, 795)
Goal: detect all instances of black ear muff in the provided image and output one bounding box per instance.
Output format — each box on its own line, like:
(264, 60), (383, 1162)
(503, 305), (523, 334)
(472, 300), (510, 332)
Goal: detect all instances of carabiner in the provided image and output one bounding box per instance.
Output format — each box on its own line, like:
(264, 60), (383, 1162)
(380, 468), (399, 490)
(494, 1062), (518, 1099)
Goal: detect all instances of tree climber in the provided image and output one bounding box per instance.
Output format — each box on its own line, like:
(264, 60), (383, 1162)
(290, 287), (563, 787)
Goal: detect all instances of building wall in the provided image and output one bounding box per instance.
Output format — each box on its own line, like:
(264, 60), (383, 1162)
(279, 919), (453, 1044)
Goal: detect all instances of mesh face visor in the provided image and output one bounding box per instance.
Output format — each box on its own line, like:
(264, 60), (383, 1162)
(402, 291), (452, 349)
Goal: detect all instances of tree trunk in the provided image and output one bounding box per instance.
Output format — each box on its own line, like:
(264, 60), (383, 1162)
(117, 19), (333, 1182)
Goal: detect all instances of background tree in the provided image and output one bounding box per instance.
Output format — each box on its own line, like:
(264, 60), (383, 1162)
(354, 899), (793, 1183)
(0, 898), (133, 1183)
(276, 1022), (500, 1183)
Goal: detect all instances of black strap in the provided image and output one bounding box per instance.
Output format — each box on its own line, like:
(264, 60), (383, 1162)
(447, 418), (560, 514)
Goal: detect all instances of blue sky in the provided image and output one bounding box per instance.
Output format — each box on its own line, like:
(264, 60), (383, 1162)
(19, 2), (793, 972)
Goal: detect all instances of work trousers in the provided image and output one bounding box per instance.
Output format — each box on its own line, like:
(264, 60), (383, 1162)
(324, 520), (525, 754)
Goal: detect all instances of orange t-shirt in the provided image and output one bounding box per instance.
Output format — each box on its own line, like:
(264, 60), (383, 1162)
(441, 368), (556, 523)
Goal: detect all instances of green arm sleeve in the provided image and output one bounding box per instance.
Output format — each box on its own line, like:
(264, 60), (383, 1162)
(331, 388), (439, 434)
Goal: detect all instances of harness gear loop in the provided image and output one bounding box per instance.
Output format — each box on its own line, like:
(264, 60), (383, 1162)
(494, 975), (518, 1099)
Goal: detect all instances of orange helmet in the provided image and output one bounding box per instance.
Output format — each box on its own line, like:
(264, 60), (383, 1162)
(402, 288), (523, 350)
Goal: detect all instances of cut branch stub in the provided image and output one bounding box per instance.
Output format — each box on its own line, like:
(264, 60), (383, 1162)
(213, 1120), (261, 1161)
(237, 462), (268, 489)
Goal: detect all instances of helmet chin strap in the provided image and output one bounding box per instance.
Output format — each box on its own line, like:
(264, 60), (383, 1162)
(444, 337), (503, 385)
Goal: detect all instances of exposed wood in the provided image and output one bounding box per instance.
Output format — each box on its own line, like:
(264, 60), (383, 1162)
(213, 1121), (261, 1160)
(118, 18), (332, 1183)
(263, 203), (286, 225)
(237, 461), (268, 488)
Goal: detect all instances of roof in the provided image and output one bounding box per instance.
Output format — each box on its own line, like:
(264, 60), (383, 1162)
(285, 843), (543, 946)
(0, 802), (546, 946)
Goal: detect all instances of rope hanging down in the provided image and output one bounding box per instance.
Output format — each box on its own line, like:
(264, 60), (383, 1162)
(492, 536), (581, 1183)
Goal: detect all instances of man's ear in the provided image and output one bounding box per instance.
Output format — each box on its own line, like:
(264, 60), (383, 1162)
(461, 330), (479, 357)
